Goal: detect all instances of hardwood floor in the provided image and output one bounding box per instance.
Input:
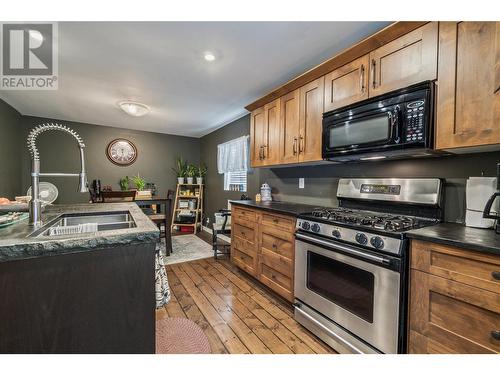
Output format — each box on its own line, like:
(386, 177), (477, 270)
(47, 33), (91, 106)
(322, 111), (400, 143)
(156, 256), (334, 354)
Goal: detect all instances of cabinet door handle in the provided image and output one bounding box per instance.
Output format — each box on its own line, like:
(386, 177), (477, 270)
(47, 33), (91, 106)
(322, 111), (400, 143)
(299, 135), (304, 153)
(492, 271), (500, 280)
(491, 330), (500, 341)
(263, 145), (268, 159)
(360, 64), (365, 93)
(371, 59), (376, 89)
(259, 146), (264, 160)
(293, 137), (298, 155)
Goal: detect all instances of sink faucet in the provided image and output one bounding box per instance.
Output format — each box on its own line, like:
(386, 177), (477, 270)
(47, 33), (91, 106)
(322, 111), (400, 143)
(27, 123), (89, 227)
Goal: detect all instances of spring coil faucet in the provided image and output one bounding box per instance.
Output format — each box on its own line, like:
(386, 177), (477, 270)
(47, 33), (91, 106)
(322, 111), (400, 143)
(27, 123), (89, 226)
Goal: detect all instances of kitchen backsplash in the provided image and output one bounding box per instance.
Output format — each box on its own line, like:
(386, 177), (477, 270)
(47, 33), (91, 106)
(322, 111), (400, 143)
(260, 152), (500, 223)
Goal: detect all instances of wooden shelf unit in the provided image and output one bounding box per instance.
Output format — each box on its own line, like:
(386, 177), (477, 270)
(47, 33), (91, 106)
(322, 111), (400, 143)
(170, 184), (204, 234)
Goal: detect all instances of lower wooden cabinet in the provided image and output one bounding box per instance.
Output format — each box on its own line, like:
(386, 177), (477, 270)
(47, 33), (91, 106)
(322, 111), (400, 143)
(409, 240), (500, 353)
(231, 205), (296, 302)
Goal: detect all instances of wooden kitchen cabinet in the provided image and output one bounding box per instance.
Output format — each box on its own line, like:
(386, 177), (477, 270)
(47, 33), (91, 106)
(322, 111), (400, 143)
(298, 77), (324, 162)
(409, 240), (500, 353)
(279, 89), (300, 164)
(369, 22), (438, 97)
(324, 55), (369, 112)
(435, 21), (500, 151)
(230, 205), (296, 302)
(250, 107), (266, 167)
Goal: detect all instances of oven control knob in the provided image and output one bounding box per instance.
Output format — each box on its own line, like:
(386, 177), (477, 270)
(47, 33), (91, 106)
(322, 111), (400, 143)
(311, 223), (321, 233)
(301, 221), (311, 231)
(355, 233), (368, 245)
(370, 236), (385, 250)
(331, 229), (341, 239)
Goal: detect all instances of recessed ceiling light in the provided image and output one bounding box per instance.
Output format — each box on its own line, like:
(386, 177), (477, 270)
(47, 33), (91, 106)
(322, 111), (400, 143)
(204, 52), (216, 62)
(118, 101), (150, 117)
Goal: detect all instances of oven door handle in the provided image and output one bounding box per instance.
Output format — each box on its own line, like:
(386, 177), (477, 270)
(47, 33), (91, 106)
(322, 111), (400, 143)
(296, 233), (392, 265)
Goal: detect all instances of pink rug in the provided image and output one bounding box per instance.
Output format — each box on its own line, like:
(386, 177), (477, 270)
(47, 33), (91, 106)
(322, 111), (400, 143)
(156, 317), (211, 354)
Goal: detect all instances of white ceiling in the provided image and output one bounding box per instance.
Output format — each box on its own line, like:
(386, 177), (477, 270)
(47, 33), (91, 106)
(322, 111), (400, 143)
(0, 21), (390, 137)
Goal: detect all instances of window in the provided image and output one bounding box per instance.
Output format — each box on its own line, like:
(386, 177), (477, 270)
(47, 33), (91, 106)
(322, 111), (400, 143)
(224, 171), (247, 192)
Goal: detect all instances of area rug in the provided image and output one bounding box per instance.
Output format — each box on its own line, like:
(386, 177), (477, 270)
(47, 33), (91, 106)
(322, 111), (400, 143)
(160, 234), (213, 265)
(156, 317), (211, 354)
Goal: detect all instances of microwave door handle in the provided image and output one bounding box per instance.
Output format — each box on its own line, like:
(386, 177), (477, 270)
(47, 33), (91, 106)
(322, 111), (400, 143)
(392, 107), (401, 144)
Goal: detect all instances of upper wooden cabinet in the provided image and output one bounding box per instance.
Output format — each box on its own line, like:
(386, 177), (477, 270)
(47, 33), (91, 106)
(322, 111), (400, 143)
(299, 77), (324, 162)
(435, 22), (500, 150)
(324, 54), (369, 112)
(369, 22), (438, 97)
(279, 89), (300, 164)
(250, 107), (266, 167)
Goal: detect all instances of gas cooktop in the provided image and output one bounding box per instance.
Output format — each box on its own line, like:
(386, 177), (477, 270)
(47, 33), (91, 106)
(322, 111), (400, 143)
(302, 207), (439, 233)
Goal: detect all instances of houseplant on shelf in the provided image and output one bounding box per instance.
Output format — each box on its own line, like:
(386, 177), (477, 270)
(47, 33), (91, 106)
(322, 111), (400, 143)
(172, 157), (187, 184)
(132, 173), (150, 198)
(186, 164), (197, 185)
(196, 163), (207, 185)
(119, 176), (130, 191)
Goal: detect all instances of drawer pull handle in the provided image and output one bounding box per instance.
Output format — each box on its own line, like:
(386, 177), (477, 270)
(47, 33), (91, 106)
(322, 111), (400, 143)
(273, 219), (279, 223)
(491, 330), (500, 341)
(492, 271), (500, 280)
(272, 243), (277, 248)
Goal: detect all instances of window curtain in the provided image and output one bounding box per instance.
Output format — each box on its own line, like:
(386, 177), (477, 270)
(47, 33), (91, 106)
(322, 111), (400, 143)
(217, 135), (249, 174)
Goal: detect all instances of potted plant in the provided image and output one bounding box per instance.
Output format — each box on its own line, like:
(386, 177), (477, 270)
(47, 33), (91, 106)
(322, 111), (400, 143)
(132, 174), (150, 197)
(196, 163), (207, 185)
(172, 157), (187, 185)
(119, 176), (130, 191)
(186, 164), (197, 184)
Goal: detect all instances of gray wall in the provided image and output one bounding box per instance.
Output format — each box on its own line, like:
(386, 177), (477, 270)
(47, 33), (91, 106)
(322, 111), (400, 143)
(0, 100), (22, 198)
(200, 114), (260, 222)
(19, 115), (200, 204)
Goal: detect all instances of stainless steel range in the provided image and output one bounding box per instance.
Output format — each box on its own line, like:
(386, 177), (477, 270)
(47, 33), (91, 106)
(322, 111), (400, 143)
(294, 178), (443, 354)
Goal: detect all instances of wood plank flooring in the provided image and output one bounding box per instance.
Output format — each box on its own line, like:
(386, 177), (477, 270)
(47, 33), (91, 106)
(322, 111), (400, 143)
(156, 255), (334, 354)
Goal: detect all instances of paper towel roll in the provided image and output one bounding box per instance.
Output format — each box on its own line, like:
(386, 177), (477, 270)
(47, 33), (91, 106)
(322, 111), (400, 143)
(465, 209), (495, 229)
(466, 177), (498, 212)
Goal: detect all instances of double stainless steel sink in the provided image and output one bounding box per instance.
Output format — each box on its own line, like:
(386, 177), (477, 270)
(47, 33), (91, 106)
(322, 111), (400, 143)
(30, 211), (136, 237)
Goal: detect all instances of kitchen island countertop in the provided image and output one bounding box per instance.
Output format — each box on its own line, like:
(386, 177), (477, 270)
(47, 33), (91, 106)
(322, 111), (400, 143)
(0, 202), (159, 263)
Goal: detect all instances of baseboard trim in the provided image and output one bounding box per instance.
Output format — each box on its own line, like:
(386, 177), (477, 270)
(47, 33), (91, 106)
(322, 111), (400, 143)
(202, 225), (231, 243)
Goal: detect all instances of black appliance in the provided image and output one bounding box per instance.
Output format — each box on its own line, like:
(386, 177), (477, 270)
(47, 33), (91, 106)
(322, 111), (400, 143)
(322, 81), (441, 162)
(294, 178), (443, 354)
(483, 162), (500, 234)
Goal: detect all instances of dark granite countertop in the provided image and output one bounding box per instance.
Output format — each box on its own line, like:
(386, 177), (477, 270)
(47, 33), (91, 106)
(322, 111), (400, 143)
(0, 203), (159, 263)
(407, 223), (500, 256)
(230, 200), (321, 217)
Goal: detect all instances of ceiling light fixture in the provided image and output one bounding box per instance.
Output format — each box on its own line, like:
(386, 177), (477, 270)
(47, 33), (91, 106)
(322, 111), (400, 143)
(204, 52), (216, 62)
(118, 101), (150, 117)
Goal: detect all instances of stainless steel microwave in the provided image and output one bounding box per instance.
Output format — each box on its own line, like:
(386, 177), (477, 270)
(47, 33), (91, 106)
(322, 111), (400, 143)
(322, 81), (440, 162)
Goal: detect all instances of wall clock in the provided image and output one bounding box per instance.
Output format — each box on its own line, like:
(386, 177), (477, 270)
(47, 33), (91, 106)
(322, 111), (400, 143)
(106, 139), (138, 166)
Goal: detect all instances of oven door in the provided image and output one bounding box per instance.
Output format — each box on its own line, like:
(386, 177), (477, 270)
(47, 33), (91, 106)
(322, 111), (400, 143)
(294, 234), (401, 354)
(323, 109), (399, 155)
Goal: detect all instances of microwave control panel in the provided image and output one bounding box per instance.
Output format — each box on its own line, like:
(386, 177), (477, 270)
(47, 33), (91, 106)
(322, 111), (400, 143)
(404, 100), (425, 143)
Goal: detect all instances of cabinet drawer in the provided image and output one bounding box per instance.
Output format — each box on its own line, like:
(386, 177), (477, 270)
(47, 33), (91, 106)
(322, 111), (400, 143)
(232, 248), (257, 277)
(259, 264), (293, 302)
(261, 232), (294, 260)
(409, 270), (500, 353)
(261, 212), (295, 231)
(233, 223), (255, 243)
(411, 240), (500, 294)
(232, 206), (257, 222)
(260, 247), (293, 277)
(232, 236), (257, 258)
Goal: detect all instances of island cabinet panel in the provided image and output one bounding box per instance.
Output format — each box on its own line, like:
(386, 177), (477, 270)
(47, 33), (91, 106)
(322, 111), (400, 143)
(435, 21), (500, 150)
(409, 240), (500, 354)
(298, 77), (324, 163)
(279, 89), (301, 164)
(230, 205), (296, 302)
(324, 54), (369, 112)
(250, 107), (266, 167)
(369, 22), (438, 97)
(0, 243), (156, 353)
